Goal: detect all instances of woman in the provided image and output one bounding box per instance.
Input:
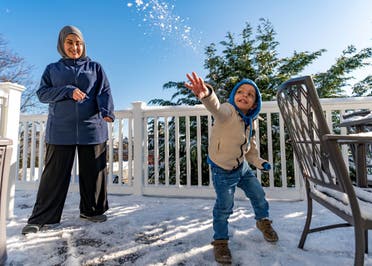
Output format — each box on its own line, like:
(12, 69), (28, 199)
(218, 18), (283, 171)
(22, 25), (115, 234)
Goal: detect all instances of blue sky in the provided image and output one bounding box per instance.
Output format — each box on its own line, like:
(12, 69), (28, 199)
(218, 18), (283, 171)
(0, 0), (371, 110)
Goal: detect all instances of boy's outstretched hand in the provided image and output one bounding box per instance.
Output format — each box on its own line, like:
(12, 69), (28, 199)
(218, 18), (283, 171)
(185, 72), (210, 99)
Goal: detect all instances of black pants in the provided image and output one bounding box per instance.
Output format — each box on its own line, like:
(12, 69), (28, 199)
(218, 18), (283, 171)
(28, 143), (109, 225)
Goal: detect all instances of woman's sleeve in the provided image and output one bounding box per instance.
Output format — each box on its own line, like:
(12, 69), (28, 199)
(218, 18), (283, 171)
(36, 66), (76, 103)
(96, 65), (115, 121)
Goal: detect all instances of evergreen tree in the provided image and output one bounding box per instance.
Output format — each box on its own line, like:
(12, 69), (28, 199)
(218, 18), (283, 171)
(148, 19), (372, 187)
(151, 19), (371, 104)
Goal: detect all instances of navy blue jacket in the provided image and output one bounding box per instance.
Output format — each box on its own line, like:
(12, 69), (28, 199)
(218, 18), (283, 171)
(37, 57), (115, 145)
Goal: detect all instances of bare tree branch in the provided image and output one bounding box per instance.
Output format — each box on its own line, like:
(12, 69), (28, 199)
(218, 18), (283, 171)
(0, 33), (43, 113)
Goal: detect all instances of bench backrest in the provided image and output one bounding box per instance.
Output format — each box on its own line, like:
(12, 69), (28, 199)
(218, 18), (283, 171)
(276, 76), (350, 194)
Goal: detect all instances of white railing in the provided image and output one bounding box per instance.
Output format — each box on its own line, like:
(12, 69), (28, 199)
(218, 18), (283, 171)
(0, 82), (24, 219)
(15, 97), (372, 201)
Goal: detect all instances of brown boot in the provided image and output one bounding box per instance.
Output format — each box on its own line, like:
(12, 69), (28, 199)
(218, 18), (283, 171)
(211, 240), (232, 264)
(256, 218), (279, 242)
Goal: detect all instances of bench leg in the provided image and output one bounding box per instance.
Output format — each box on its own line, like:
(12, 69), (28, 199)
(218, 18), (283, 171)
(354, 224), (365, 266)
(365, 230), (368, 254)
(298, 193), (313, 249)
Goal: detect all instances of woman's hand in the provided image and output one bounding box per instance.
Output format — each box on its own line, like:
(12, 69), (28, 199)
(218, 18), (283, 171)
(72, 88), (88, 101)
(184, 72), (210, 99)
(103, 117), (113, 122)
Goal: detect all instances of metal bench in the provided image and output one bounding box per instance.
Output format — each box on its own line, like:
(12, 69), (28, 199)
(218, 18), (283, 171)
(277, 76), (372, 266)
(339, 110), (372, 187)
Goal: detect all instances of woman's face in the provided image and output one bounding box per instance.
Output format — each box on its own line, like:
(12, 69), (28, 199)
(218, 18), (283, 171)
(63, 34), (84, 59)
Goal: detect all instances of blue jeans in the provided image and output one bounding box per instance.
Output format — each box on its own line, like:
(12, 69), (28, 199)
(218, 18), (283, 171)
(211, 160), (269, 240)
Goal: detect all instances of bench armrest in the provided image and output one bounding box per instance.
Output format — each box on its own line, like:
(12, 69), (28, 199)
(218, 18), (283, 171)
(323, 134), (372, 144)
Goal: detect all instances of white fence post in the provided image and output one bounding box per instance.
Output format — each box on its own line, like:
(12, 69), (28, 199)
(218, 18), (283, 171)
(0, 82), (24, 219)
(132, 101), (145, 195)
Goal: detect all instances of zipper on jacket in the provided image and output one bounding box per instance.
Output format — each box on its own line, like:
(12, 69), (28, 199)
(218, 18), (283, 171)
(74, 60), (79, 144)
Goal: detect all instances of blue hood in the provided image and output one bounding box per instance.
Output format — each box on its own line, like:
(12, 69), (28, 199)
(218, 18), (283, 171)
(228, 78), (261, 139)
(228, 78), (262, 122)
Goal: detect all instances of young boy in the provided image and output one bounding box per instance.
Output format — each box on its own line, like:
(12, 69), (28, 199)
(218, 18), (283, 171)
(185, 72), (278, 264)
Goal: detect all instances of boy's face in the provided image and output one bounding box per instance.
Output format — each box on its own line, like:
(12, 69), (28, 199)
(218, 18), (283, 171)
(234, 84), (257, 114)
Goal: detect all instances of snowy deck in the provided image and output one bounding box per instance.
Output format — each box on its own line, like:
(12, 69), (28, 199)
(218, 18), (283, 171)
(6, 189), (372, 266)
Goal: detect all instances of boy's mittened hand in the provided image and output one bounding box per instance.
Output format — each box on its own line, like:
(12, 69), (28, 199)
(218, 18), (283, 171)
(262, 162), (271, 171)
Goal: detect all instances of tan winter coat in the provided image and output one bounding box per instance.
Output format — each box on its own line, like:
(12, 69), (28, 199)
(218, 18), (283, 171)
(201, 90), (267, 171)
